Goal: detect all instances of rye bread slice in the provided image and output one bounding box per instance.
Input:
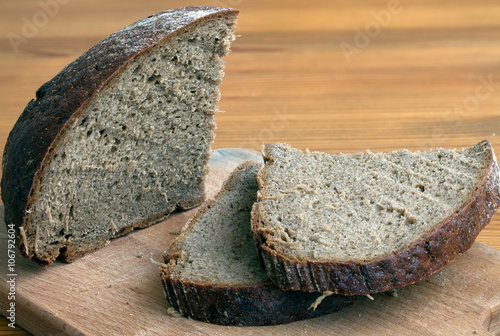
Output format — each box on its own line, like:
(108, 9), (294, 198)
(251, 140), (500, 295)
(1, 7), (238, 265)
(160, 162), (356, 326)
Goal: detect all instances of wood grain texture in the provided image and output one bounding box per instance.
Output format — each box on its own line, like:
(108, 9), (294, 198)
(0, 148), (499, 336)
(1, 0), (499, 334)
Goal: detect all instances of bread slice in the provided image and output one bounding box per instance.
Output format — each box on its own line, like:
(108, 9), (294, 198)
(252, 140), (500, 295)
(1, 7), (238, 265)
(160, 162), (356, 326)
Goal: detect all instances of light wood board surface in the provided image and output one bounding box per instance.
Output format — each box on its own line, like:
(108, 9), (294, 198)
(1, 0), (500, 334)
(0, 148), (499, 336)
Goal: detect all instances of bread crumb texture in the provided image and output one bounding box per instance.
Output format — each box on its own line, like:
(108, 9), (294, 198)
(160, 161), (357, 325)
(165, 162), (268, 286)
(257, 141), (498, 262)
(19, 8), (237, 263)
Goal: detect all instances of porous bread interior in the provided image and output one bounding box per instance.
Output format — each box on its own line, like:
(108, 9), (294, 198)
(167, 162), (270, 286)
(23, 13), (237, 261)
(257, 142), (491, 262)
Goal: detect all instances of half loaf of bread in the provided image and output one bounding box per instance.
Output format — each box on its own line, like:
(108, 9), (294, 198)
(160, 162), (356, 326)
(252, 140), (500, 295)
(1, 6), (238, 265)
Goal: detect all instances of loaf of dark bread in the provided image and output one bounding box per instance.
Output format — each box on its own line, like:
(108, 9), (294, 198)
(1, 6), (238, 265)
(252, 140), (500, 295)
(160, 162), (356, 326)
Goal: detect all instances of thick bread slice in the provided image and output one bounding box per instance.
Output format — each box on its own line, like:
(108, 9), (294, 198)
(1, 7), (238, 265)
(160, 162), (356, 326)
(252, 140), (500, 295)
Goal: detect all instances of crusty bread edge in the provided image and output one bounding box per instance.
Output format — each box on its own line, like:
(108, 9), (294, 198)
(1, 7), (238, 266)
(251, 140), (500, 295)
(159, 274), (356, 326)
(160, 161), (357, 326)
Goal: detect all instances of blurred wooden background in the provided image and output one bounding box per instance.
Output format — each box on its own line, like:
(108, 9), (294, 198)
(1, 0), (499, 334)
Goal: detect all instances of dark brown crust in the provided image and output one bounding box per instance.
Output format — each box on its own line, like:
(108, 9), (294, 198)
(1, 7), (238, 266)
(251, 140), (500, 295)
(160, 161), (356, 326)
(160, 273), (356, 326)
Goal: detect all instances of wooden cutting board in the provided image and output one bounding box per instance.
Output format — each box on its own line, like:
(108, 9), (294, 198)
(1, 148), (499, 336)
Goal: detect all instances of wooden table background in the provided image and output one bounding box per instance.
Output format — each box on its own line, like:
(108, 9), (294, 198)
(1, 0), (499, 334)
